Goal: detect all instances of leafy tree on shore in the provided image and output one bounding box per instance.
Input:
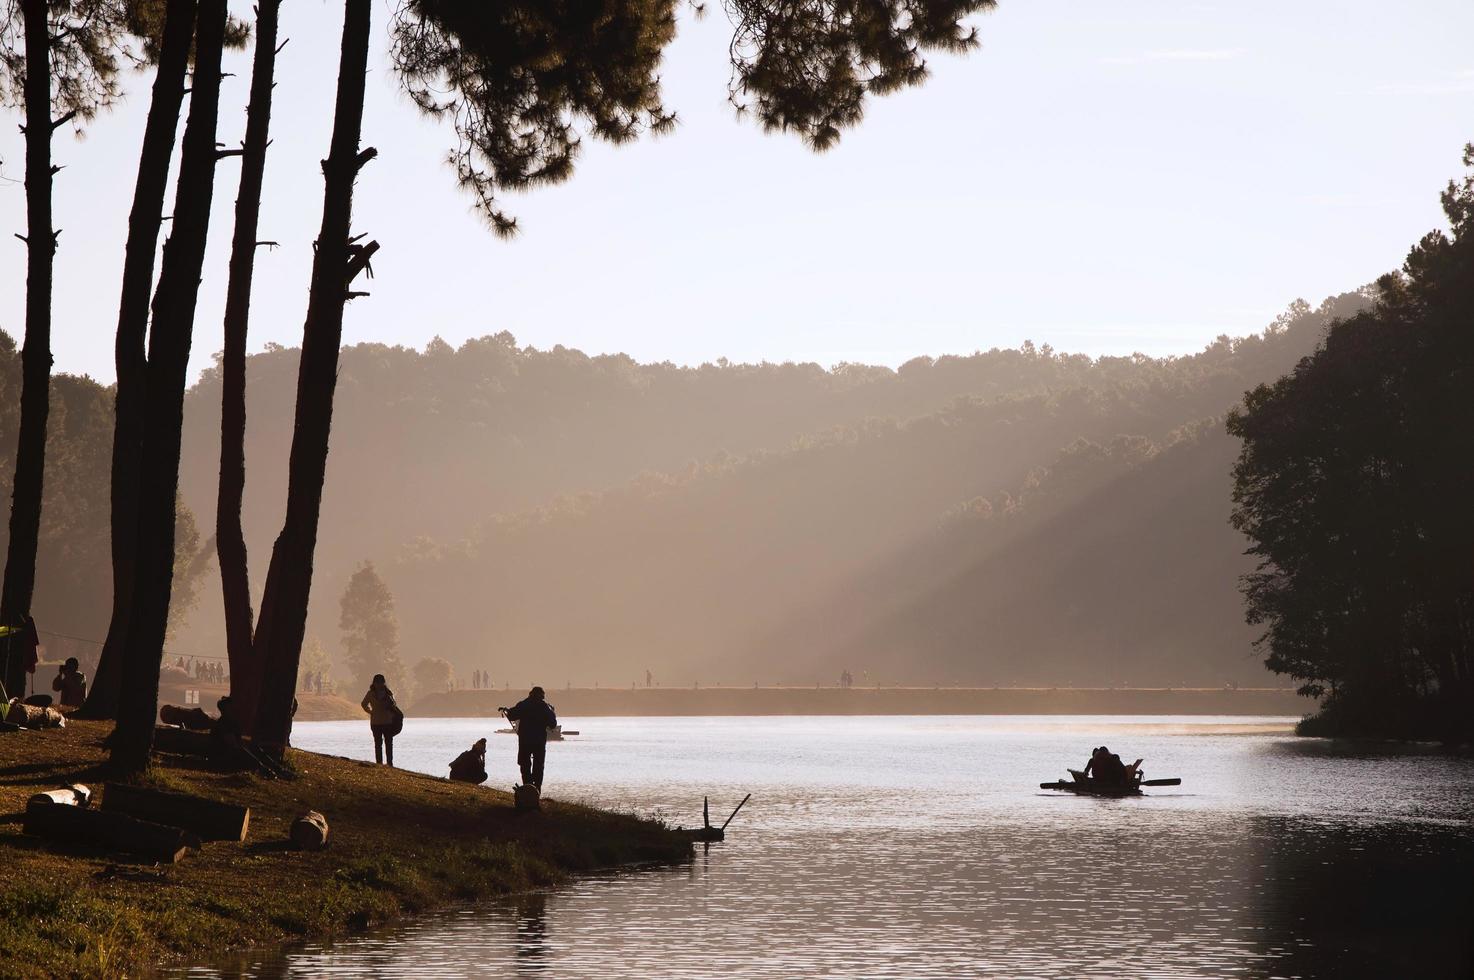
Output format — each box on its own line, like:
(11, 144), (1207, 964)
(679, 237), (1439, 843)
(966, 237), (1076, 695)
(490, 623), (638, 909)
(339, 561), (404, 694)
(297, 635), (332, 691)
(411, 655), (453, 700)
(1227, 146), (1474, 741)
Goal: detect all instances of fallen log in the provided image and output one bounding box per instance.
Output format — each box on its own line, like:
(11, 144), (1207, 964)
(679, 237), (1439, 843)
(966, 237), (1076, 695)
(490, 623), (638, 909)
(24, 800), (197, 863)
(151, 725), (215, 758)
(290, 810), (329, 851)
(4, 701), (65, 729)
(159, 704), (215, 731)
(28, 784), (91, 807)
(103, 783), (249, 842)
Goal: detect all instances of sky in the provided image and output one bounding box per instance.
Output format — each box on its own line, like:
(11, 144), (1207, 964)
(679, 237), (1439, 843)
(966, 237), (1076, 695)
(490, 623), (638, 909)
(1, 0), (1471, 385)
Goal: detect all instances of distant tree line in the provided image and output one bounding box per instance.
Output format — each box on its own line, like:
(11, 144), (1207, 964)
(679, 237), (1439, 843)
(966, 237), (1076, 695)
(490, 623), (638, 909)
(1228, 147), (1474, 741)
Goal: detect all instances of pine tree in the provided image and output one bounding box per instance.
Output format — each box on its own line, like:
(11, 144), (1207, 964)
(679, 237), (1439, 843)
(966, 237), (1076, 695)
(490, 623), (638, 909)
(0, 0), (127, 698)
(338, 561), (404, 694)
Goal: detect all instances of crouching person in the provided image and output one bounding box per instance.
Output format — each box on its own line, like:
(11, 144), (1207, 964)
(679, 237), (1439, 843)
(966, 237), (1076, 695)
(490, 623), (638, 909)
(449, 737), (488, 784)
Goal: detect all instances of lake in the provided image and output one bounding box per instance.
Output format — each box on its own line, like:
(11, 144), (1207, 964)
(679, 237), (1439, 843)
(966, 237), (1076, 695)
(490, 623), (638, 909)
(177, 716), (1474, 978)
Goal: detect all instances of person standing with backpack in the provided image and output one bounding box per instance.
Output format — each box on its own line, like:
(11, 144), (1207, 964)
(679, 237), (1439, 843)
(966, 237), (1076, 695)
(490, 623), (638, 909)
(361, 674), (402, 766)
(502, 686), (557, 790)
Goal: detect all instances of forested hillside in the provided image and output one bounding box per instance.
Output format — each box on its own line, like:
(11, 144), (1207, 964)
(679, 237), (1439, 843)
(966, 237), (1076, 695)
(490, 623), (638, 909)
(166, 291), (1366, 688)
(0, 334), (208, 669)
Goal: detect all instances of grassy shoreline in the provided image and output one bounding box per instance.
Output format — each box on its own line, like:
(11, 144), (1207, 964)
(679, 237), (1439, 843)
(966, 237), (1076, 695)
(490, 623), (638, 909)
(0, 720), (690, 979)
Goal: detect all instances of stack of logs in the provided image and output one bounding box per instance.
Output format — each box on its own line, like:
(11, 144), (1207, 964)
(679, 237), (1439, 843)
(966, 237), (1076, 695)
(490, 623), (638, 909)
(24, 782), (247, 863)
(22, 722), (333, 861)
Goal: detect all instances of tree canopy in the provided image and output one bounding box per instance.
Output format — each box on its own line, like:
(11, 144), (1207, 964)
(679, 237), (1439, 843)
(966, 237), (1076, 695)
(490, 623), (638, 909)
(1227, 146), (1474, 740)
(391, 0), (991, 233)
(339, 560), (404, 694)
(0, 0), (127, 122)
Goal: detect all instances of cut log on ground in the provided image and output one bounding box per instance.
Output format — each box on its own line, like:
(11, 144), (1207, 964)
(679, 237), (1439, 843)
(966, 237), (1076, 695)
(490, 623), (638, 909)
(152, 725), (215, 758)
(24, 799), (197, 863)
(27, 784), (91, 807)
(513, 784), (541, 811)
(159, 704), (215, 730)
(5, 701), (65, 728)
(290, 810), (329, 850)
(103, 782), (249, 842)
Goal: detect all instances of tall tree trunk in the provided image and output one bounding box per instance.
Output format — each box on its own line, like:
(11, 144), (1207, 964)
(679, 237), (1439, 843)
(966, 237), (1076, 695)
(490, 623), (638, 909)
(251, 0), (377, 753)
(109, 0), (229, 775)
(0, 0), (57, 700)
(78, 0), (198, 720)
(219, 0), (283, 728)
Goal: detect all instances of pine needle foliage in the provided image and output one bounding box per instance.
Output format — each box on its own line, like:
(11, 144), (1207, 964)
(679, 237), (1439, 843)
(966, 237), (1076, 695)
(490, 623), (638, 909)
(391, 0), (679, 236)
(390, 0), (991, 233)
(0, 0), (129, 123)
(723, 0), (992, 150)
(120, 0), (250, 66)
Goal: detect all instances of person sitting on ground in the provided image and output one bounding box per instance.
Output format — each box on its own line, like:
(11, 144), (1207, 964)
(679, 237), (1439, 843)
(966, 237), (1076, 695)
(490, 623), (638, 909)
(502, 686), (557, 790)
(51, 657), (87, 708)
(449, 737), (488, 784)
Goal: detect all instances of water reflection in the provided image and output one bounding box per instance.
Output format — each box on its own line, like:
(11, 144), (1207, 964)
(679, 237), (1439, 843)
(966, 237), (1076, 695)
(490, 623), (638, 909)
(511, 893), (550, 973)
(1250, 816), (1474, 978)
(168, 717), (1474, 979)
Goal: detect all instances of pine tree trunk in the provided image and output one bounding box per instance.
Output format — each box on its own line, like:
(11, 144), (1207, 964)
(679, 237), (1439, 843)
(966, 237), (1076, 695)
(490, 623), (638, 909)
(0, 0), (56, 700)
(218, 0), (283, 728)
(251, 0), (377, 753)
(109, 0), (229, 775)
(78, 0), (198, 721)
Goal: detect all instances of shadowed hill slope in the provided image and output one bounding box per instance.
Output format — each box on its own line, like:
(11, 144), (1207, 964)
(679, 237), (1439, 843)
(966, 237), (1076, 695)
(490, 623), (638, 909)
(250, 292), (1359, 690)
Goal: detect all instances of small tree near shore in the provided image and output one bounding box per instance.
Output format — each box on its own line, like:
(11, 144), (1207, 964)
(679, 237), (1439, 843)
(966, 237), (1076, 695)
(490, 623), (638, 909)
(411, 656), (453, 701)
(339, 561), (404, 694)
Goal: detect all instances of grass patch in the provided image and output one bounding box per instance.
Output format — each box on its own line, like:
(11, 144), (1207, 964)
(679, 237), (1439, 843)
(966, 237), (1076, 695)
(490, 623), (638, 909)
(0, 720), (689, 978)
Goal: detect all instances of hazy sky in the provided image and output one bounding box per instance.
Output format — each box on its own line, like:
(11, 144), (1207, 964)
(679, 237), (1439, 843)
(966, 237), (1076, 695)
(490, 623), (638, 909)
(1, 0), (1471, 384)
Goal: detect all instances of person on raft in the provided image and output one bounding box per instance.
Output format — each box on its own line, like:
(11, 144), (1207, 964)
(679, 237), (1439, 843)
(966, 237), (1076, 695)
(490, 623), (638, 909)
(502, 686), (557, 790)
(1084, 746), (1142, 785)
(361, 674), (400, 767)
(449, 737), (489, 784)
(51, 657), (87, 708)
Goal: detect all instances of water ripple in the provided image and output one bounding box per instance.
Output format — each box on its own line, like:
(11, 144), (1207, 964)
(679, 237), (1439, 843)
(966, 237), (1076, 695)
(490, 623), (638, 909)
(170, 716), (1474, 979)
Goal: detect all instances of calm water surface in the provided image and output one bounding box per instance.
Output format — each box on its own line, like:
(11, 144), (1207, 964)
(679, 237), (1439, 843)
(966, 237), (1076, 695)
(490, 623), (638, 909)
(180, 716), (1474, 979)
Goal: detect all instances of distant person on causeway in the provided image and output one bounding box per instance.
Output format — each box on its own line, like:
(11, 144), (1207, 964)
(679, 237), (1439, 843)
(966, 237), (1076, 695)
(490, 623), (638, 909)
(502, 686), (557, 790)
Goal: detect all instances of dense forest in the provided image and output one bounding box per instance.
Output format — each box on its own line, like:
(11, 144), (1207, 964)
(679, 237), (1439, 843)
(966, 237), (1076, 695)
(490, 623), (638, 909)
(1228, 149), (1474, 740)
(156, 292), (1364, 691)
(0, 332), (208, 673)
